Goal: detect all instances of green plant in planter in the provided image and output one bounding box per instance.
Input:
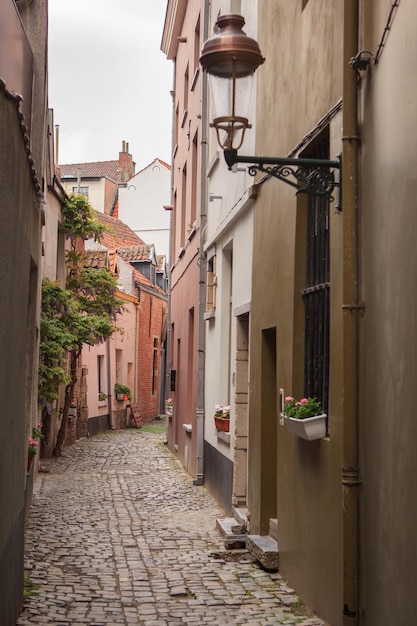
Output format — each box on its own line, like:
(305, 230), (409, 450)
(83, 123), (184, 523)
(214, 404), (230, 419)
(98, 391), (107, 402)
(114, 383), (132, 401)
(284, 396), (324, 419)
(27, 437), (39, 456)
(32, 423), (43, 439)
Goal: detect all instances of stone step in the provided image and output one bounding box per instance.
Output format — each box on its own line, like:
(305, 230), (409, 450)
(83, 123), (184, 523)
(233, 507), (249, 531)
(246, 534), (279, 571)
(216, 517), (247, 550)
(269, 517), (278, 541)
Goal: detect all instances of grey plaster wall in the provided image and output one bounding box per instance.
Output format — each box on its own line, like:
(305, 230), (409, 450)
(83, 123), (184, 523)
(359, 1), (417, 623)
(0, 91), (42, 625)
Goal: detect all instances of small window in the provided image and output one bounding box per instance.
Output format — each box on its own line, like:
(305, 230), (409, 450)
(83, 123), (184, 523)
(183, 63), (189, 121)
(72, 186), (89, 198)
(152, 338), (158, 396)
(193, 16), (201, 74)
(97, 355), (106, 399)
(206, 255), (217, 312)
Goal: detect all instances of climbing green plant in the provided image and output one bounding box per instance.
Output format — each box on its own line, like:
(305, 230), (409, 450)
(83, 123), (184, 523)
(39, 194), (124, 456)
(60, 193), (106, 241)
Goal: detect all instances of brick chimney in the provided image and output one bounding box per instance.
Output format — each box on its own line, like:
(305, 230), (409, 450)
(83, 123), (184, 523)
(118, 140), (135, 182)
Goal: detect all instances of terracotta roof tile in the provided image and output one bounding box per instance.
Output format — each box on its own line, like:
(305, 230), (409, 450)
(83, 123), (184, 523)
(84, 250), (110, 269)
(94, 211), (145, 249)
(132, 267), (165, 296)
(156, 255), (166, 271)
(60, 160), (120, 181)
(117, 245), (153, 263)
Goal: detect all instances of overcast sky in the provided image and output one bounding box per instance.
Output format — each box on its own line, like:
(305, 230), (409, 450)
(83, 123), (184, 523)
(48, 0), (173, 170)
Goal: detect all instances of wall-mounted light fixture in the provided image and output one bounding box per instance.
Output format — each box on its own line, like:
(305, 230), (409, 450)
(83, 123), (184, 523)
(209, 193), (223, 202)
(200, 14), (341, 202)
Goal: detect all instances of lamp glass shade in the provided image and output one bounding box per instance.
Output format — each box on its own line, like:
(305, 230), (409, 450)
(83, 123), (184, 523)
(207, 68), (255, 150)
(200, 14), (263, 151)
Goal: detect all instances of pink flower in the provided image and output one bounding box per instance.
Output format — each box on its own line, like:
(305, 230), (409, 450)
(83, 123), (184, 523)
(285, 396), (294, 402)
(300, 398), (309, 404)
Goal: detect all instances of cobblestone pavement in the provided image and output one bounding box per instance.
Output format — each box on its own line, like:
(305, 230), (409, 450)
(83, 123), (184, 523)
(18, 423), (327, 626)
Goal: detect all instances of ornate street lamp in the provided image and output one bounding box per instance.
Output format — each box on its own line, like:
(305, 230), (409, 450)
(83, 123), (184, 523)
(200, 14), (341, 202)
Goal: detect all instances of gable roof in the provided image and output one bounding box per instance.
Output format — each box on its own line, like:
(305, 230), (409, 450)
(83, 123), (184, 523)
(90, 211), (167, 295)
(131, 157), (171, 178)
(94, 211), (146, 249)
(60, 160), (120, 181)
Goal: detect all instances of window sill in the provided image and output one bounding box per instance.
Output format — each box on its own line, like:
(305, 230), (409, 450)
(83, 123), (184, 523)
(216, 430), (230, 446)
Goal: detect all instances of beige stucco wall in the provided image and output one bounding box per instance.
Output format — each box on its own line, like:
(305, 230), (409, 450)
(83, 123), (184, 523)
(60, 178), (106, 213)
(249, 2), (344, 624)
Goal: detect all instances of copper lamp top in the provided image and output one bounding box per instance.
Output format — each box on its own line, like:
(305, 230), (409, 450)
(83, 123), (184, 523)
(200, 14), (264, 78)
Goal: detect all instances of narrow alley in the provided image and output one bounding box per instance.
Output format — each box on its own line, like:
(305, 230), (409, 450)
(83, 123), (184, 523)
(17, 424), (326, 626)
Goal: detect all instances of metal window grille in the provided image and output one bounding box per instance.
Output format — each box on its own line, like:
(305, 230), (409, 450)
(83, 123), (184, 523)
(302, 135), (330, 414)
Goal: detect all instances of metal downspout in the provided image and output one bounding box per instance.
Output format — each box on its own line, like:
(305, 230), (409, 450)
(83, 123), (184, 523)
(106, 337), (113, 429)
(165, 60), (176, 420)
(342, 1), (360, 624)
(193, 0), (210, 486)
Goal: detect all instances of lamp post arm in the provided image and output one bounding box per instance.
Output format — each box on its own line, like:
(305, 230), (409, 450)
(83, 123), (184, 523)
(224, 149), (342, 205)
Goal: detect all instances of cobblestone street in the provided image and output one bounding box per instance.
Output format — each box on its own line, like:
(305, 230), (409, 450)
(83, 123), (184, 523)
(17, 424), (327, 626)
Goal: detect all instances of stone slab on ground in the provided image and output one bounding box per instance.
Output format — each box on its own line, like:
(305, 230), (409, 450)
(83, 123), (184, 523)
(246, 534), (279, 571)
(216, 517), (247, 549)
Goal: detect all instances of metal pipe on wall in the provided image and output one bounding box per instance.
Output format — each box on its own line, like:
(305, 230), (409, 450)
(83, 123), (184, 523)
(194, 0), (210, 487)
(165, 59), (176, 421)
(342, 1), (360, 623)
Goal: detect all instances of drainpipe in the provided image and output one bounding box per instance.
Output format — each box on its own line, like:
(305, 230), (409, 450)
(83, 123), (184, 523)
(106, 337), (113, 429)
(193, 0), (210, 486)
(342, 1), (360, 624)
(165, 60), (176, 423)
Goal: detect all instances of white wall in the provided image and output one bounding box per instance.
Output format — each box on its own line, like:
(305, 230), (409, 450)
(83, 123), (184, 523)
(118, 159), (171, 256)
(204, 0), (258, 456)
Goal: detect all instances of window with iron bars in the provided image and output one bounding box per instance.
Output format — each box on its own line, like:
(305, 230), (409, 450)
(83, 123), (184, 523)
(302, 131), (330, 416)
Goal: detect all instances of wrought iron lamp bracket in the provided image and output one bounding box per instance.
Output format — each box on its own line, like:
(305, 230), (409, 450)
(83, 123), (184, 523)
(224, 149), (342, 208)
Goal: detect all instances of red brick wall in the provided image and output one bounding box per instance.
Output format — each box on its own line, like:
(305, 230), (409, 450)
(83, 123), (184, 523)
(104, 178), (117, 216)
(136, 288), (167, 422)
(118, 150), (135, 182)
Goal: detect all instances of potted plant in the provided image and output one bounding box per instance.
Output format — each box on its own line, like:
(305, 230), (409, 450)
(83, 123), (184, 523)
(27, 437), (39, 472)
(98, 390), (107, 403)
(214, 404), (230, 432)
(32, 423), (43, 439)
(114, 383), (132, 402)
(283, 396), (327, 441)
(166, 398), (173, 416)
